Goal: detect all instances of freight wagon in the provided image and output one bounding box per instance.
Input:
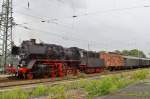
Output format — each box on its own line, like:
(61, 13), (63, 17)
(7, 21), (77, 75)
(123, 56), (150, 68)
(100, 52), (150, 70)
(100, 52), (124, 70)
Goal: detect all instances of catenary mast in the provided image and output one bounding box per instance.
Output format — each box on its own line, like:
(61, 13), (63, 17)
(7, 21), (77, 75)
(0, 0), (13, 72)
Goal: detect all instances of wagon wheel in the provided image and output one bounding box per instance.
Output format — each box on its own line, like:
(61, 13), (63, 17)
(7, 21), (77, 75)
(26, 73), (33, 80)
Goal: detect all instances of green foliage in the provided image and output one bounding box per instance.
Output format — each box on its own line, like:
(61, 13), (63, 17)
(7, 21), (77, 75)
(64, 81), (80, 90)
(48, 85), (66, 99)
(31, 85), (47, 96)
(0, 87), (29, 99)
(114, 50), (122, 54)
(85, 78), (114, 96)
(85, 76), (127, 98)
(0, 69), (149, 99)
(111, 75), (133, 89)
(133, 70), (149, 80)
(121, 49), (146, 58)
(122, 50), (129, 56)
(64, 79), (88, 90)
(85, 69), (150, 98)
(48, 85), (65, 94)
(77, 73), (87, 78)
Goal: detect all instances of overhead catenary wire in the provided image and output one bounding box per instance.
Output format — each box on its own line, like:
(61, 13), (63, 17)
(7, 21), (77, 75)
(13, 4), (150, 32)
(15, 25), (140, 52)
(16, 24), (101, 50)
(13, 4), (150, 38)
(13, 4), (150, 40)
(15, 23), (136, 51)
(13, 4), (150, 22)
(12, 2), (150, 51)
(15, 24), (114, 49)
(16, 24), (87, 43)
(16, 24), (80, 42)
(14, 11), (74, 30)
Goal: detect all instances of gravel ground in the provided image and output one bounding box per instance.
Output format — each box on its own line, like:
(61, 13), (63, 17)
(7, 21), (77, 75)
(0, 75), (10, 80)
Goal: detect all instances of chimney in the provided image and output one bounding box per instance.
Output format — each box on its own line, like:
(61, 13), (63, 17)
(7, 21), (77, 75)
(30, 39), (36, 44)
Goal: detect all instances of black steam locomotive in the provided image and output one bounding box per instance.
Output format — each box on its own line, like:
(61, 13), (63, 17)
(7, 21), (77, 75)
(12, 39), (102, 67)
(11, 39), (103, 79)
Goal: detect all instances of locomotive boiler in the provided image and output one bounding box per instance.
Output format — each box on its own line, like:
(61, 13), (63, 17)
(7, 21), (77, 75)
(12, 39), (81, 66)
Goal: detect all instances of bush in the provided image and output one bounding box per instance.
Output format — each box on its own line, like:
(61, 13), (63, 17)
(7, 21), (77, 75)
(85, 77), (116, 97)
(85, 73), (140, 98)
(133, 70), (149, 80)
(111, 75), (133, 89)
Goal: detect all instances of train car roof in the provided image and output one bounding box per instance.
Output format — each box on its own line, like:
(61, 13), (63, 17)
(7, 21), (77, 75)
(123, 56), (150, 60)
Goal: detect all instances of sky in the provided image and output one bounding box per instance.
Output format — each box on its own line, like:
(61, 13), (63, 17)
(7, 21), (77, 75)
(10, 0), (150, 56)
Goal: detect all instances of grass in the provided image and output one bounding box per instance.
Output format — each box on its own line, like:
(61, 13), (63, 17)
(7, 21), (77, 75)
(31, 85), (47, 96)
(48, 85), (66, 99)
(132, 69), (149, 80)
(84, 69), (150, 98)
(85, 75), (134, 98)
(0, 87), (29, 99)
(0, 69), (150, 99)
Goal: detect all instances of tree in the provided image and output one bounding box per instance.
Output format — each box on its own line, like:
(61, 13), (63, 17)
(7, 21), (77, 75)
(130, 49), (146, 58)
(114, 50), (121, 54)
(122, 50), (129, 56)
(114, 49), (146, 58)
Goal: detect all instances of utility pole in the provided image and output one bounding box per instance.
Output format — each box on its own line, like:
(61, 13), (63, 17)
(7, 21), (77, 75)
(0, 0), (13, 72)
(86, 42), (90, 66)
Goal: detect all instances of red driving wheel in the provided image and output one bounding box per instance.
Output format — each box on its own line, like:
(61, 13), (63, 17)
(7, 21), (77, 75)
(27, 73), (33, 80)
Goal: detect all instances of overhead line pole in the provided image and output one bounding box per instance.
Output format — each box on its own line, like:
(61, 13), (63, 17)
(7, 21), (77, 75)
(0, 0), (13, 73)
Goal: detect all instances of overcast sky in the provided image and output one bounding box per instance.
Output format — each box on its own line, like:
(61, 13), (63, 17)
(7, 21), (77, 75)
(11, 0), (150, 55)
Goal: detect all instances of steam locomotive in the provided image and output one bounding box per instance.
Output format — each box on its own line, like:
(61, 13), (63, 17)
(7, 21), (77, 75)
(11, 39), (103, 79)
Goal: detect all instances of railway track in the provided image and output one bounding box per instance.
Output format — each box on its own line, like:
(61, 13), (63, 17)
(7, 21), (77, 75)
(0, 68), (144, 91)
